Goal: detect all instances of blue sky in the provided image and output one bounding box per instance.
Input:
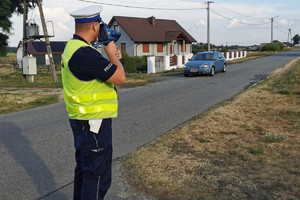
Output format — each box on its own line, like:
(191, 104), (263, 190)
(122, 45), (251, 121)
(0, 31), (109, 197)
(8, 0), (300, 47)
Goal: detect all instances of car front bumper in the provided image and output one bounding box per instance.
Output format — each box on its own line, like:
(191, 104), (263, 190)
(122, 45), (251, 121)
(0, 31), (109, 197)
(184, 67), (211, 75)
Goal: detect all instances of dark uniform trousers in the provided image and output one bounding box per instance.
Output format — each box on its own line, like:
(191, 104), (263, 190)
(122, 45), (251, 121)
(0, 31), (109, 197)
(69, 118), (113, 200)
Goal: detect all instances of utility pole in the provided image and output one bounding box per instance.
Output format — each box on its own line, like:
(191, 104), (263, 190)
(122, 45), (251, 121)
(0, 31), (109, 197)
(271, 15), (278, 43)
(36, 0), (58, 83)
(287, 28), (292, 44)
(206, 1), (213, 51)
(22, 0), (28, 81)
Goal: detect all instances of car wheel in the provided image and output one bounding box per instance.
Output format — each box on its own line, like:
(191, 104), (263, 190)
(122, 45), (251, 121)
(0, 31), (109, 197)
(184, 73), (189, 77)
(209, 67), (215, 76)
(222, 64), (227, 72)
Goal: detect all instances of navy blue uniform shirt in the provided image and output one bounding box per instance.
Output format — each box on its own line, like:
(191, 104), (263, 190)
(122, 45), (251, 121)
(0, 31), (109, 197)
(68, 34), (117, 81)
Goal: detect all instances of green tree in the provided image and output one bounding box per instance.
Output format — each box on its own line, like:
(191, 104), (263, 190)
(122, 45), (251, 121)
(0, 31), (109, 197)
(293, 34), (300, 45)
(0, 0), (23, 57)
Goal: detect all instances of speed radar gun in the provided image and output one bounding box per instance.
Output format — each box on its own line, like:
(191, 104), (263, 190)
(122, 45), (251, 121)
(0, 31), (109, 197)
(92, 22), (121, 48)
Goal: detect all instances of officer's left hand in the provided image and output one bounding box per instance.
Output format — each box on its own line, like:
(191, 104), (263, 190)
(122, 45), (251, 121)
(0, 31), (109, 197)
(115, 46), (122, 60)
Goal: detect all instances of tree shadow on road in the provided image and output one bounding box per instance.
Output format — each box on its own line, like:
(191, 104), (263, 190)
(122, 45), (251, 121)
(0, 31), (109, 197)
(0, 122), (68, 200)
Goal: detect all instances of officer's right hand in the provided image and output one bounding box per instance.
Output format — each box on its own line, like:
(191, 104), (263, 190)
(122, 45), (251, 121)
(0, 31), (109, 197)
(104, 41), (116, 55)
(104, 41), (126, 85)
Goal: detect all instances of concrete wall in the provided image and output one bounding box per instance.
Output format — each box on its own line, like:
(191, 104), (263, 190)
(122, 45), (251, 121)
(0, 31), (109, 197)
(223, 51), (247, 60)
(147, 53), (193, 74)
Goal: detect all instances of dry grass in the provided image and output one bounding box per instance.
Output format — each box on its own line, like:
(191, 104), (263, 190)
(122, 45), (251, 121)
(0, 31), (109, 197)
(0, 71), (63, 114)
(0, 88), (62, 114)
(123, 58), (300, 200)
(0, 53), (17, 64)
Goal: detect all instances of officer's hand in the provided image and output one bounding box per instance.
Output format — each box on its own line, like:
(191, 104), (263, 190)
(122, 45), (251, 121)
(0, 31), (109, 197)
(104, 42), (117, 56)
(115, 46), (122, 60)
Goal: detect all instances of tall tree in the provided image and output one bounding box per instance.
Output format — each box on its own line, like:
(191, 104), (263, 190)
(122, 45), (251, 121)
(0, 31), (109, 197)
(0, 0), (23, 57)
(293, 34), (300, 45)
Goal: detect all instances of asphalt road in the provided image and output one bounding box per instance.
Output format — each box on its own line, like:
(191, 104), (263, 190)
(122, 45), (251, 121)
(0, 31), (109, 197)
(0, 49), (299, 200)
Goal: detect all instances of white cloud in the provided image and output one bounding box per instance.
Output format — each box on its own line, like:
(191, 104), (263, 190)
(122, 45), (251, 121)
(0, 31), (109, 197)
(195, 19), (206, 27)
(226, 19), (240, 29)
(278, 19), (288, 26)
(43, 6), (71, 23)
(42, 6), (73, 41)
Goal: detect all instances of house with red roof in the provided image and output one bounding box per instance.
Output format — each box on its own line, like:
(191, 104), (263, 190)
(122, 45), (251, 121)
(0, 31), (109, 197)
(108, 16), (197, 57)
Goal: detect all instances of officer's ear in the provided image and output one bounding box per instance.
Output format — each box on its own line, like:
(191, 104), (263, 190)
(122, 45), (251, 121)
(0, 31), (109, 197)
(92, 21), (100, 32)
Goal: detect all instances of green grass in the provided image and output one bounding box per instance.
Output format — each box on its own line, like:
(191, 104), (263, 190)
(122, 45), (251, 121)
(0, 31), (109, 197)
(249, 149), (264, 155)
(28, 95), (59, 108)
(0, 72), (63, 88)
(196, 138), (210, 143)
(264, 133), (286, 143)
(268, 64), (300, 95)
(278, 90), (293, 95)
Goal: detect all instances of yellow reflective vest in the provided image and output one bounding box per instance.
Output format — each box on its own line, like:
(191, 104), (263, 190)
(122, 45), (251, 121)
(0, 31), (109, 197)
(61, 39), (118, 119)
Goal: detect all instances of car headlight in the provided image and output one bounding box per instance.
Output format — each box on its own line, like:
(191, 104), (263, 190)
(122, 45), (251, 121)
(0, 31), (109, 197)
(184, 65), (189, 69)
(201, 64), (210, 68)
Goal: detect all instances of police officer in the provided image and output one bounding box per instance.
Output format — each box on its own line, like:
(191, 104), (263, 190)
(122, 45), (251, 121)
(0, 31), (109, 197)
(61, 5), (125, 200)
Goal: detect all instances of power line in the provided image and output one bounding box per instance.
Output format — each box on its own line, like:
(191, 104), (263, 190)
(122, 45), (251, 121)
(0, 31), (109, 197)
(274, 23), (287, 33)
(77, 0), (206, 10)
(210, 9), (270, 26)
(213, 3), (270, 20)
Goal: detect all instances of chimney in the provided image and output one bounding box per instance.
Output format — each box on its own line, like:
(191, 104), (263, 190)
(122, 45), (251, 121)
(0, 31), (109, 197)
(148, 16), (156, 26)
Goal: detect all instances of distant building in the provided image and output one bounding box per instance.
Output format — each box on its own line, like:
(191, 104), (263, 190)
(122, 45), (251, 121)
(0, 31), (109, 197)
(108, 16), (197, 57)
(282, 42), (293, 47)
(249, 45), (260, 51)
(16, 41), (66, 67)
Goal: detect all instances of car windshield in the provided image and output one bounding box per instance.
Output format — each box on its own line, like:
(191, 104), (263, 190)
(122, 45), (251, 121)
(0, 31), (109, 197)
(191, 53), (213, 61)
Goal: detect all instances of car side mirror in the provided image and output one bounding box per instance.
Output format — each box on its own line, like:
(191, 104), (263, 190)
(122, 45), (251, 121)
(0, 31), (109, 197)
(188, 58), (191, 61)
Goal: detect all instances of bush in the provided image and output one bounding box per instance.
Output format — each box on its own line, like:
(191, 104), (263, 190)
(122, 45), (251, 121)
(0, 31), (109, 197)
(261, 42), (284, 51)
(121, 52), (147, 73)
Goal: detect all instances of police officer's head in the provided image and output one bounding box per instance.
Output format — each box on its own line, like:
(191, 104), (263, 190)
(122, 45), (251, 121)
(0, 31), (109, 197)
(70, 5), (103, 44)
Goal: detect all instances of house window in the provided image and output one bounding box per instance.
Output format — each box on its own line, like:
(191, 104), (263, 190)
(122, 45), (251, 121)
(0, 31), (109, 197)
(181, 43), (186, 52)
(121, 43), (126, 52)
(170, 45), (173, 54)
(143, 43), (149, 53)
(157, 43), (163, 52)
(114, 25), (119, 31)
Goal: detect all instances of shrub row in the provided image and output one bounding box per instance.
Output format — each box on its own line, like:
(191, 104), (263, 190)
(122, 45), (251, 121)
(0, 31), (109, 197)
(261, 42), (284, 51)
(121, 52), (147, 73)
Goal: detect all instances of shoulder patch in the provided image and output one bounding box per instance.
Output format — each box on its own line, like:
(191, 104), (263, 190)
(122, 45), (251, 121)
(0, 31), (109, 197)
(104, 63), (113, 72)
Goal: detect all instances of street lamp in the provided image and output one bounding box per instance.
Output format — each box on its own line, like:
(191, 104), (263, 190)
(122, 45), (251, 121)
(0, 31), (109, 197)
(271, 15), (279, 43)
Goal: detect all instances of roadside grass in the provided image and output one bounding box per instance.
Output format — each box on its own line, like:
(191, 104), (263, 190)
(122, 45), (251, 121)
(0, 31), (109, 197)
(0, 93), (59, 113)
(0, 66), (181, 113)
(122, 58), (300, 200)
(0, 53), (17, 64)
(0, 49), (297, 114)
(0, 72), (63, 88)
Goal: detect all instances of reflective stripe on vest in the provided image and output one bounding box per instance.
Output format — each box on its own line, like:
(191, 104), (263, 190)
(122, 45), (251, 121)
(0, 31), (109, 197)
(61, 39), (118, 119)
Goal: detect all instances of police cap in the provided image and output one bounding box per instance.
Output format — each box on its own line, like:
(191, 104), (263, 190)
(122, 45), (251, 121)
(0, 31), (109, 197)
(70, 5), (103, 23)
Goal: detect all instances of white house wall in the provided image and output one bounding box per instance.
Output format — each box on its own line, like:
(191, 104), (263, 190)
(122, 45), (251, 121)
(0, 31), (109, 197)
(135, 42), (192, 57)
(111, 21), (135, 56)
(135, 43), (166, 57)
(111, 21), (193, 57)
(16, 44), (23, 68)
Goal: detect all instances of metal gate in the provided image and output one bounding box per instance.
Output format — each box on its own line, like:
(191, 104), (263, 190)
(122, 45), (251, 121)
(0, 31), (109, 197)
(155, 56), (164, 73)
(170, 55), (177, 66)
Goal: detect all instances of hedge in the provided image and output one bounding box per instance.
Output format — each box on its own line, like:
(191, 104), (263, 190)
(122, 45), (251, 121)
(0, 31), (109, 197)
(261, 42), (284, 51)
(121, 52), (147, 73)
